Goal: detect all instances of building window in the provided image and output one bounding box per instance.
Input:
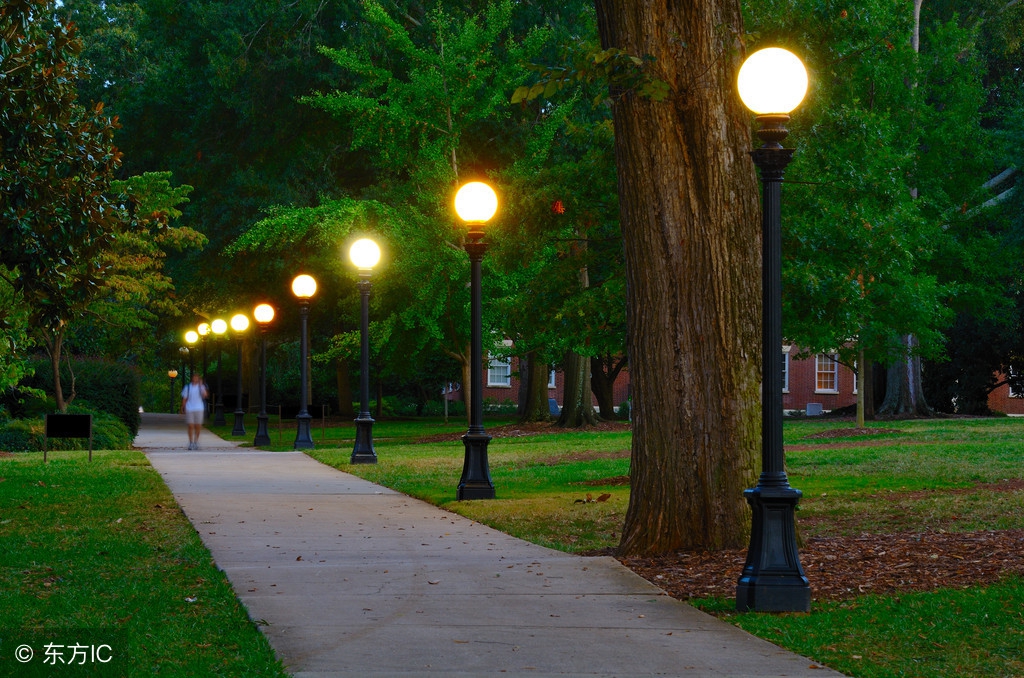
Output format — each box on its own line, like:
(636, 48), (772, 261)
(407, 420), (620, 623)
(852, 360), (858, 395)
(487, 356), (511, 387)
(548, 369), (557, 389)
(815, 354), (839, 393)
(782, 346), (791, 393)
(1010, 368), (1023, 398)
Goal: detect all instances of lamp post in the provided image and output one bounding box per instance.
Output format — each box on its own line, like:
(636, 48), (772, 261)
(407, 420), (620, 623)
(168, 369), (178, 414)
(212, 318), (228, 426)
(349, 238), (381, 464)
(198, 322), (211, 378)
(735, 47), (812, 613)
(178, 346), (189, 382)
(454, 181), (498, 500)
(184, 331), (199, 378)
(253, 303), (275, 446)
(292, 274), (317, 449)
(230, 313), (250, 436)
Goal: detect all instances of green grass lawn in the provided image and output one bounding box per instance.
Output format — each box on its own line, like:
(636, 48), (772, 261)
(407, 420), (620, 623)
(0, 449), (286, 677)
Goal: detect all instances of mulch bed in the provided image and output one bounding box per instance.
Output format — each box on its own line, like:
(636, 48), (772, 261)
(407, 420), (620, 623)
(619, 529), (1024, 603)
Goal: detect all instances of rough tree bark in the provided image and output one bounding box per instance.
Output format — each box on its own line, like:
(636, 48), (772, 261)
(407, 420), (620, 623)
(595, 1), (762, 554)
(557, 351), (600, 427)
(590, 353), (627, 419)
(879, 337), (933, 416)
(518, 351), (552, 422)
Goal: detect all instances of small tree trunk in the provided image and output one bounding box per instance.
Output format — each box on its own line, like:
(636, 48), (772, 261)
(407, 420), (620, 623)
(336, 358), (355, 418)
(856, 347), (866, 428)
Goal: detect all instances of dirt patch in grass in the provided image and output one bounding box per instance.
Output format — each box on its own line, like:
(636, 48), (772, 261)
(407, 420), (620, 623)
(544, 448), (630, 465)
(619, 529), (1024, 603)
(576, 475), (630, 486)
(802, 427), (904, 439)
(414, 420), (630, 443)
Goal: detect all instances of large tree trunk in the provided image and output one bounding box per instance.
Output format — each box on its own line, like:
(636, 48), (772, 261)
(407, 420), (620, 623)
(590, 354), (626, 419)
(557, 351), (599, 427)
(879, 336), (933, 416)
(596, 1), (762, 554)
(518, 351), (552, 422)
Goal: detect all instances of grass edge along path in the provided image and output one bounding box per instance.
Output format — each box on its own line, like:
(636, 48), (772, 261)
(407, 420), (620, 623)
(0, 449), (287, 677)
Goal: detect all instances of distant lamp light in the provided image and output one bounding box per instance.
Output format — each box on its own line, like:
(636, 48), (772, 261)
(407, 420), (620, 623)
(197, 322), (211, 337)
(454, 181), (498, 225)
(230, 313), (250, 333)
(349, 238), (381, 271)
(253, 303), (275, 325)
(292, 274), (317, 300)
(211, 318), (228, 336)
(185, 330), (199, 345)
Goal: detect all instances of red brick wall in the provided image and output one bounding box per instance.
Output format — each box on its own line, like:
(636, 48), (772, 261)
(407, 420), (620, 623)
(782, 349), (858, 413)
(456, 357), (630, 411)
(987, 374), (1024, 415)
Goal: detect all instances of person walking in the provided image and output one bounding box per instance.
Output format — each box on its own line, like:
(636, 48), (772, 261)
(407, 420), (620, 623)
(180, 373), (209, 450)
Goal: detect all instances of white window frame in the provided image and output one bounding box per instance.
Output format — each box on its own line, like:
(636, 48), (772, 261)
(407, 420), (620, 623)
(815, 353), (839, 394)
(1010, 368), (1023, 398)
(782, 345), (791, 393)
(548, 369), (557, 389)
(487, 356), (512, 387)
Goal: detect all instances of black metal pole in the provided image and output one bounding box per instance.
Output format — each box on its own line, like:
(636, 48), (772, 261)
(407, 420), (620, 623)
(232, 336), (246, 435)
(294, 300), (314, 449)
(214, 338), (226, 426)
(254, 326), (271, 446)
(351, 274), (377, 464)
(736, 114), (811, 613)
(169, 375), (175, 414)
(457, 232), (495, 499)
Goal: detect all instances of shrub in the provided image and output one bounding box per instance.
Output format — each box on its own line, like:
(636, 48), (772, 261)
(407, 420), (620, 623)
(20, 357), (141, 436)
(617, 399), (631, 421)
(0, 405), (132, 453)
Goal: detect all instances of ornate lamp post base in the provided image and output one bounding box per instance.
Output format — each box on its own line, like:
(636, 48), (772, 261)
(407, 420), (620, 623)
(294, 413), (314, 449)
(213, 402), (226, 426)
(254, 414), (271, 446)
(232, 410), (246, 436)
(736, 483), (811, 612)
(351, 416), (377, 464)
(457, 433), (495, 499)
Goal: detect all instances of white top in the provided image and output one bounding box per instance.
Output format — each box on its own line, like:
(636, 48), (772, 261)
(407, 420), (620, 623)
(181, 382), (208, 413)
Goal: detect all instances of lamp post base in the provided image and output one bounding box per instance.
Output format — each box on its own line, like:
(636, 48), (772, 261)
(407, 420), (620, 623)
(736, 483), (811, 612)
(350, 416), (377, 464)
(213, 402), (226, 427)
(294, 413), (315, 450)
(253, 414), (271, 446)
(232, 410), (246, 436)
(457, 432), (495, 500)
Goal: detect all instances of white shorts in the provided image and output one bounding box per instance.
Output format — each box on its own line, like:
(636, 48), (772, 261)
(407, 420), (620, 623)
(184, 410), (204, 425)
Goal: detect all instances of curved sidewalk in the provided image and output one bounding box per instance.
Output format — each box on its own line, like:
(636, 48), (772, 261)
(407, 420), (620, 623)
(137, 414), (842, 677)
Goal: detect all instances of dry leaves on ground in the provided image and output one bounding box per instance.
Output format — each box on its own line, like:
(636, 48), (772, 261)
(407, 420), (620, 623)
(619, 529), (1024, 603)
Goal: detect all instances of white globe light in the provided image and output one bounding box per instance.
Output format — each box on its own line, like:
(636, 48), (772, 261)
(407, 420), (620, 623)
(253, 303), (275, 324)
(184, 330), (199, 344)
(292, 274), (317, 299)
(211, 318), (228, 335)
(230, 313), (250, 333)
(349, 238), (381, 270)
(454, 181), (498, 224)
(737, 47), (808, 115)
(197, 322), (211, 336)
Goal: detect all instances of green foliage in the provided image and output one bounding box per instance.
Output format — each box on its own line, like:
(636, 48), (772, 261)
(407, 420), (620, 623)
(512, 44), (670, 107)
(0, 406), (131, 452)
(19, 357), (142, 436)
(0, 0), (124, 331)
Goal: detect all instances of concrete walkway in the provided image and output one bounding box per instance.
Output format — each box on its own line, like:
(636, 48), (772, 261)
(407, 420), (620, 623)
(138, 413), (842, 677)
